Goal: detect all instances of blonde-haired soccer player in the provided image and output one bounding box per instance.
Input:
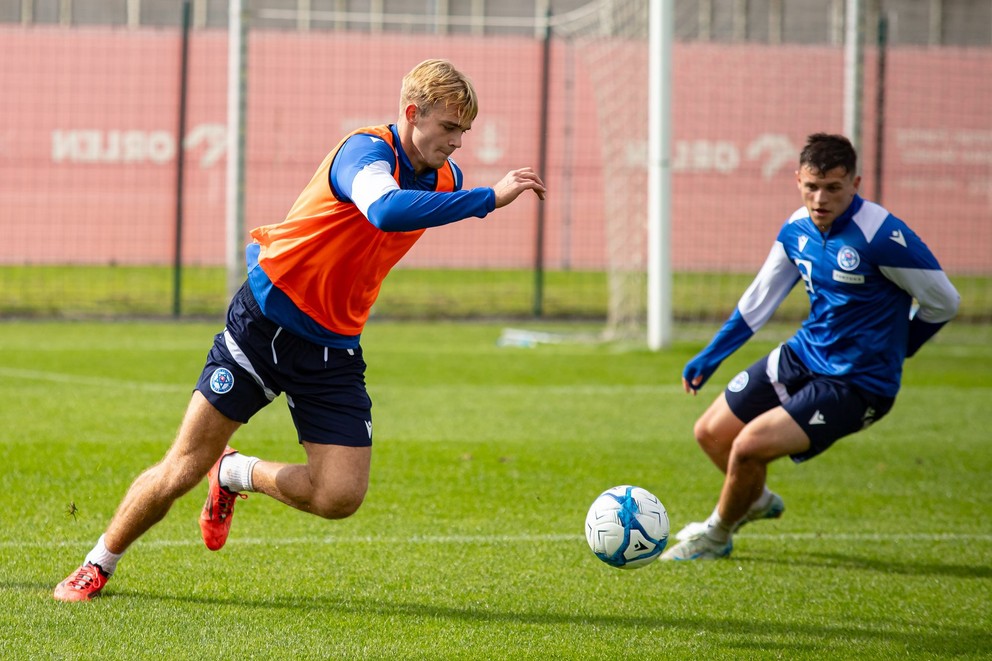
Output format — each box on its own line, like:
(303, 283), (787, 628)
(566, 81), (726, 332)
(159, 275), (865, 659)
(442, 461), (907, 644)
(55, 59), (545, 601)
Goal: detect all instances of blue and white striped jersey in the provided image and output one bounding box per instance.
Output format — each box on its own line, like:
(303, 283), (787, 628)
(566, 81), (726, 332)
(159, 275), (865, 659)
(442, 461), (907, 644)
(684, 195), (959, 397)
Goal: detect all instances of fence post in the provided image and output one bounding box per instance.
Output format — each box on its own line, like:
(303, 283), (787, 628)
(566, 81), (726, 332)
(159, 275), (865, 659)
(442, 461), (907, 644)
(173, 0), (192, 318)
(873, 12), (888, 204)
(532, 6), (552, 318)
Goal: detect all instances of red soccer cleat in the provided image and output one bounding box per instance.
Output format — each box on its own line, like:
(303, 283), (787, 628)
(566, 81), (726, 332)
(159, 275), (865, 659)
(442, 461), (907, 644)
(199, 446), (247, 551)
(53, 562), (108, 602)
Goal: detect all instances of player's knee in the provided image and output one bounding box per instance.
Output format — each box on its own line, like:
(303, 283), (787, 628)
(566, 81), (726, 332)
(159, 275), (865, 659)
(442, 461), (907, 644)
(692, 417), (712, 445)
(693, 416), (726, 454)
(729, 431), (777, 466)
(728, 442), (762, 468)
(310, 488), (366, 520)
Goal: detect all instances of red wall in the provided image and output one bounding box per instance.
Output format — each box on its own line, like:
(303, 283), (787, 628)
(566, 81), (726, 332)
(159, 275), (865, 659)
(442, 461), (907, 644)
(1, 26), (989, 274)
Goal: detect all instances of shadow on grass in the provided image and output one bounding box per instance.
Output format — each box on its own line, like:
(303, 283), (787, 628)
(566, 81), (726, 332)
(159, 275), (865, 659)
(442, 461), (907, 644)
(755, 550), (992, 579)
(11, 580), (979, 656)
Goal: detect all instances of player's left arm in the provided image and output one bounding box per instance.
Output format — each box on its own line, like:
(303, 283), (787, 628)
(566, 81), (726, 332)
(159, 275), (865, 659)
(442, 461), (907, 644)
(876, 221), (961, 356)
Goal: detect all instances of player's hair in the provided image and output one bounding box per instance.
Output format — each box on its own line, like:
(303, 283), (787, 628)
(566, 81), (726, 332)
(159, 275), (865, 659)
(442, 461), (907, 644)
(799, 133), (858, 177)
(400, 59), (479, 124)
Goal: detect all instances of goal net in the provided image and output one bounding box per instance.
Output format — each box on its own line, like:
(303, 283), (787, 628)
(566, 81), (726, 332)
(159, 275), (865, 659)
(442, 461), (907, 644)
(553, 0), (651, 341)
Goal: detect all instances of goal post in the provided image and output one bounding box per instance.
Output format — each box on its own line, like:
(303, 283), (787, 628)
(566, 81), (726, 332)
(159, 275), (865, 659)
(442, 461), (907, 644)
(226, 0), (248, 301)
(647, 0), (674, 350)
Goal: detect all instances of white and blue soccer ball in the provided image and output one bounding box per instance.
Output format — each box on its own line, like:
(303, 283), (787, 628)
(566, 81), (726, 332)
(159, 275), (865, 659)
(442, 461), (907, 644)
(585, 485), (669, 569)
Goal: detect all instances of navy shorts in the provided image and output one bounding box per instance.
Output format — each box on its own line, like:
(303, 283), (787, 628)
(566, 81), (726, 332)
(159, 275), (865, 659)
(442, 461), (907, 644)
(194, 282), (373, 447)
(723, 344), (894, 463)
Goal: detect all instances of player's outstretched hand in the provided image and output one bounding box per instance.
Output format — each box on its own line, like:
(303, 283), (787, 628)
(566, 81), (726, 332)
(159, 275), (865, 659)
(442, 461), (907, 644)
(493, 167), (546, 208)
(682, 354), (716, 395)
(682, 375), (704, 395)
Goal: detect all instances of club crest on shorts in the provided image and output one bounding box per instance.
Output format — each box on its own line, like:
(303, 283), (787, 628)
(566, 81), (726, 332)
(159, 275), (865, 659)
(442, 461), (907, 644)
(210, 367), (234, 394)
(728, 371), (749, 392)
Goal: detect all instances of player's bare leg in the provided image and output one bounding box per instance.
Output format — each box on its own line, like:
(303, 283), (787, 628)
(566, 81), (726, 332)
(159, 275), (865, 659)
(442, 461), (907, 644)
(672, 394), (781, 542)
(664, 408), (803, 559)
(199, 434), (370, 551)
(692, 393), (746, 473)
(249, 443), (371, 519)
(718, 407), (807, 516)
(108, 392), (240, 552)
(55, 392), (238, 600)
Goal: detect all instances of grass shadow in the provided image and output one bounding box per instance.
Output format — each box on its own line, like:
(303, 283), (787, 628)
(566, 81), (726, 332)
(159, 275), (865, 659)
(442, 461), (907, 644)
(53, 586), (986, 656)
(753, 549), (992, 579)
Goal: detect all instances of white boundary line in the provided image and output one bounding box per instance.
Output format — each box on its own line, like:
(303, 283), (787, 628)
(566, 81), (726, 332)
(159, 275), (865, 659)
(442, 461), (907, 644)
(4, 366), (988, 396)
(0, 367), (183, 393)
(0, 366), (689, 395)
(4, 532), (992, 550)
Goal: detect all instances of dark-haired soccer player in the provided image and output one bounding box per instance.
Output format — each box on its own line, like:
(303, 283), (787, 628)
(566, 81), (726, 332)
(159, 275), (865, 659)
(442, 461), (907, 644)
(54, 59), (546, 600)
(662, 133), (959, 561)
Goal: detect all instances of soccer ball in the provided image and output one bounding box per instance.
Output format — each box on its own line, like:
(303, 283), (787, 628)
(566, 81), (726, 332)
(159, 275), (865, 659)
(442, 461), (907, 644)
(585, 485), (669, 569)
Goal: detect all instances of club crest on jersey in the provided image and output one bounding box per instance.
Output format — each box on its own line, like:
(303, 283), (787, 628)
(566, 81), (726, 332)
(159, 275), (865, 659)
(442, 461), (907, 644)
(728, 371), (749, 393)
(210, 368), (235, 395)
(836, 245), (860, 271)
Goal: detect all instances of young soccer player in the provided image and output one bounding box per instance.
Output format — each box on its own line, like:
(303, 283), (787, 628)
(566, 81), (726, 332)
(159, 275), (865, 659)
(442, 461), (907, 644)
(54, 59), (546, 600)
(661, 133), (959, 561)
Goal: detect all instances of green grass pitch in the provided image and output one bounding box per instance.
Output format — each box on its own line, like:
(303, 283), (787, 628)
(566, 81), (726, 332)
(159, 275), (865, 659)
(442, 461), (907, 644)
(1, 320), (990, 659)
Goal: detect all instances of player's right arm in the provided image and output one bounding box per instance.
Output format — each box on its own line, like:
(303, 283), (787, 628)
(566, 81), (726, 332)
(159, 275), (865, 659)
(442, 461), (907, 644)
(492, 167), (546, 206)
(682, 238), (799, 394)
(332, 135), (544, 231)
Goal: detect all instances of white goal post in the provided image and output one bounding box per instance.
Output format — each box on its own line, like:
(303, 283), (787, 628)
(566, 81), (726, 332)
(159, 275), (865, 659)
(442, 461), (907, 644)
(647, 0), (674, 350)
(226, 0), (248, 300)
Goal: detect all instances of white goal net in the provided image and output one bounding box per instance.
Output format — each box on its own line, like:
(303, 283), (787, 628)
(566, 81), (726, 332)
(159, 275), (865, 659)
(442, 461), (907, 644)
(554, 0), (652, 341)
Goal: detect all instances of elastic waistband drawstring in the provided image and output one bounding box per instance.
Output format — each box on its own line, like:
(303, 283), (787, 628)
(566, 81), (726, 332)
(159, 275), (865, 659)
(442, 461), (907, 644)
(271, 327), (283, 364)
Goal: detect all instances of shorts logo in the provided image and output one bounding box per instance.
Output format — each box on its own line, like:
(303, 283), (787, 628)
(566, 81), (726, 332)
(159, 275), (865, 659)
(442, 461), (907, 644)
(728, 371), (749, 393)
(837, 245), (860, 271)
(210, 368), (235, 395)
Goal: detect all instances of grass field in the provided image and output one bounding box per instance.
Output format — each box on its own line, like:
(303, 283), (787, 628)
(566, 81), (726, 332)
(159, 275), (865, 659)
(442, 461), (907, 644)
(2, 265), (991, 326)
(1, 320), (990, 659)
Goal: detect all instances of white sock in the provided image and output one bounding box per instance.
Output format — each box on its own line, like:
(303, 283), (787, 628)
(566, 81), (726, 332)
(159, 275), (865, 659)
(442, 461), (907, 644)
(749, 486), (774, 513)
(705, 515), (734, 544)
(84, 534), (123, 576)
(219, 452), (260, 493)
(701, 486), (775, 540)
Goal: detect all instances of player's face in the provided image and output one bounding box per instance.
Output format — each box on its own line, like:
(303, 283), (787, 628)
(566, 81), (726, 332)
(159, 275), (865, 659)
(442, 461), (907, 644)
(407, 102), (472, 173)
(797, 165), (861, 231)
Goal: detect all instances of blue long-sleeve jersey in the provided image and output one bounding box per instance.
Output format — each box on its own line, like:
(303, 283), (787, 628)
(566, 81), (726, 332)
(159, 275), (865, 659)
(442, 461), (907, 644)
(684, 195), (960, 397)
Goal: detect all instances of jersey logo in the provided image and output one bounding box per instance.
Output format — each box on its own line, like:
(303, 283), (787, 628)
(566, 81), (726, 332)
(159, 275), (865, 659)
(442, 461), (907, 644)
(798, 235), (809, 252)
(889, 229), (907, 247)
(809, 410), (826, 425)
(368, 136), (384, 144)
(836, 246), (860, 271)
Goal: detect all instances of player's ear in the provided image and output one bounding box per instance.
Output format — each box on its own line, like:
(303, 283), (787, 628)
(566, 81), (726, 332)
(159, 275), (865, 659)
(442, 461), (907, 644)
(404, 103), (420, 125)
(852, 174), (862, 191)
